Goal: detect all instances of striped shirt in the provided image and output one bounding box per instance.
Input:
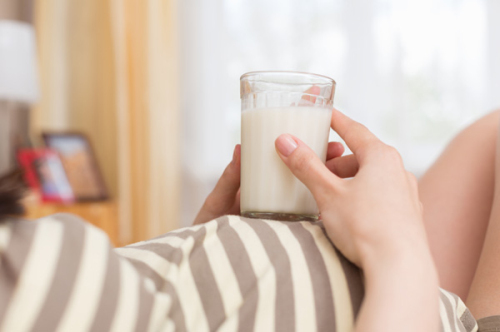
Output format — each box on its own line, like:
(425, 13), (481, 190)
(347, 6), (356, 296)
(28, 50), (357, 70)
(0, 213), (478, 331)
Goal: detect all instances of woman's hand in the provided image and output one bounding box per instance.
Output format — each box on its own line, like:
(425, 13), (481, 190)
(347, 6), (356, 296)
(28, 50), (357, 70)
(194, 141), (345, 225)
(275, 108), (440, 332)
(275, 108), (427, 268)
(193, 145), (242, 225)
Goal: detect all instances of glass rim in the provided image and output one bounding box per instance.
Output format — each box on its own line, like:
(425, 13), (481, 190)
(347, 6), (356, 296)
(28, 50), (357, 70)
(240, 70), (336, 86)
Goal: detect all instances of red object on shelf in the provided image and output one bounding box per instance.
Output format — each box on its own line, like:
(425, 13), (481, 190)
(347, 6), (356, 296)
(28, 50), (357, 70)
(17, 148), (75, 203)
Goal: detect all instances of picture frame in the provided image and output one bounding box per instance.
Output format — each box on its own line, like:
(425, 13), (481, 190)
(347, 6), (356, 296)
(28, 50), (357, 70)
(42, 132), (109, 201)
(17, 148), (75, 203)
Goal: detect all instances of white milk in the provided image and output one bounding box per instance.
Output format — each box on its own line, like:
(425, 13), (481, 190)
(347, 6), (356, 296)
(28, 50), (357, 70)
(241, 106), (332, 218)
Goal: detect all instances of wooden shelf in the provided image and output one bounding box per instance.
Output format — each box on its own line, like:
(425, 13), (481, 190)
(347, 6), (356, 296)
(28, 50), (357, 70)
(23, 197), (119, 246)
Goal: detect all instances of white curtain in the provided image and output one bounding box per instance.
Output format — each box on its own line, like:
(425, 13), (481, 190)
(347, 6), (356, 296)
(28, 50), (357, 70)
(179, 0), (500, 226)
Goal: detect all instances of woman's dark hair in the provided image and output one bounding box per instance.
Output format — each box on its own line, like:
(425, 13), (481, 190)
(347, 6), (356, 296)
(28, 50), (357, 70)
(0, 169), (26, 221)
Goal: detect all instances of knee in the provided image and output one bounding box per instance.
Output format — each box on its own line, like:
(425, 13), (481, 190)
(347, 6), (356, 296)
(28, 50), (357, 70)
(451, 110), (500, 150)
(467, 109), (500, 135)
(480, 109), (500, 126)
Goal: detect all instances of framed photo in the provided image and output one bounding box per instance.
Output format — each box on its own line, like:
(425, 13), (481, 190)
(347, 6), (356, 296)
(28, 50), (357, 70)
(42, 132), (109, 201)
(17, 149), (75, 203)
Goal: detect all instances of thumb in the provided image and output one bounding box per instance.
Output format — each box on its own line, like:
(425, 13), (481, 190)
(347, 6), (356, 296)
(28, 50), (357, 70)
(275, 134), (339, 199)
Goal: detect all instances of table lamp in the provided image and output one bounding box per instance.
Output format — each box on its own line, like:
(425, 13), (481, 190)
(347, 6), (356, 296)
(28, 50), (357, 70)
(0, 20), (40, 175)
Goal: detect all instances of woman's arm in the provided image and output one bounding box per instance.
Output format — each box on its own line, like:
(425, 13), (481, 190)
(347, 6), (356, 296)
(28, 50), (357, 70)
(357, 242), (439, 331)
(275, 108), (440, 331)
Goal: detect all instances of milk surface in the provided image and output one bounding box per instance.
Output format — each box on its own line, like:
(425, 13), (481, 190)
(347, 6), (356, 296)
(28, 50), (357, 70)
(241, 106), (332, 217)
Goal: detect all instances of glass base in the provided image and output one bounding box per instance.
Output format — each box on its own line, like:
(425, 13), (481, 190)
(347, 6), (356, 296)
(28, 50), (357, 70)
(242, 211), (319, 222)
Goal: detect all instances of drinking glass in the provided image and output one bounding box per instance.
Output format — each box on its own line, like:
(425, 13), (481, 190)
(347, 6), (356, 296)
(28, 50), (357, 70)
(240, 71), (336, 221)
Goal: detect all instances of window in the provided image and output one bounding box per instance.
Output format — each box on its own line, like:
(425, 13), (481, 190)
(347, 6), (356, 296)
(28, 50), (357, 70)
(180, 0), (500, 225)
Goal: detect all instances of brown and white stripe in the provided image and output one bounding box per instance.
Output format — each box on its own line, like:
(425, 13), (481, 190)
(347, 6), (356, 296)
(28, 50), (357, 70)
(0, 213), (479, 331)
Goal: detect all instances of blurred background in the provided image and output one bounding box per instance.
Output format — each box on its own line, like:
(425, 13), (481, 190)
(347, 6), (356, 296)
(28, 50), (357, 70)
(0, 0), (499, 245)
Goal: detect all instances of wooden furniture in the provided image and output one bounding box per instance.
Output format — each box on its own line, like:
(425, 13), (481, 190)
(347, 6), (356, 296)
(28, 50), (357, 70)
(23, 197), (120, 246)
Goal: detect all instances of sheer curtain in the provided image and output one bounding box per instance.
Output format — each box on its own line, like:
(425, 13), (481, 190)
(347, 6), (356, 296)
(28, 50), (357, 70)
(180, 0), (500, 226)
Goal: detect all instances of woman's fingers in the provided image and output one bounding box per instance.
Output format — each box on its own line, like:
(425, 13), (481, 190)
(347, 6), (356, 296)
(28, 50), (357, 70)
(207, 144), (240, 206)
(211, 144), (241, 198)
(327, 141), (345, 160)
(331, 108), (382, 161)
(194, 145), (241, 224)
(300, 85), (321, 104)
(227, 189), (241, 215)
(326, 154), (359, 178)
(276, 134), (339, 200)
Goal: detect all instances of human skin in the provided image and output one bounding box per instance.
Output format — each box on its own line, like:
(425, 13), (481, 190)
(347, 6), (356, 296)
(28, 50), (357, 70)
(274, 109), (439, 332)
(463, 111), (500, 319)
(418, 111), (500, 302)
(193, 141), (345, 225)
(319, 109), (500, 319)
(414, 108), (500, 320)
(196, 108), (440, 331)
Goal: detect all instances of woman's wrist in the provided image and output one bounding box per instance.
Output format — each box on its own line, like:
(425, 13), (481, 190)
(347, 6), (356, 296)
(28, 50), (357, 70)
(359, 225), (439, 291)
(357, 218), (436, 278)
(356, 241), (440, 332)
(363, 243), (438, 286)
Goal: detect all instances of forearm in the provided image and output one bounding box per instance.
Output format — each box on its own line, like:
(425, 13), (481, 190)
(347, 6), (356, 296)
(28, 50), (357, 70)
(355, 247), (440, 332)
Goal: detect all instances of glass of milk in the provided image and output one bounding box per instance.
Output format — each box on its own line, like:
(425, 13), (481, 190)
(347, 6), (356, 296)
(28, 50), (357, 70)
(240, 71), (336, 221)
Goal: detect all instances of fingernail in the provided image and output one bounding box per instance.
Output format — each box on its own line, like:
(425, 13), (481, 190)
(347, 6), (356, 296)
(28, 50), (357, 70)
(276, 134), (298, 157)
